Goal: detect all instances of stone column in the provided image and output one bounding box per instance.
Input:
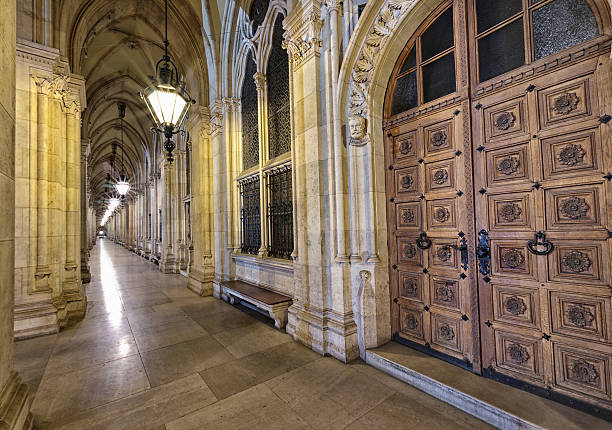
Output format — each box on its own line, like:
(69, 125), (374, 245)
(80, 139), (90, 283)
(284, 0), (358, 361)
(0, 1), (34, 425)
(62, 100), (86, 321)
(34, 78), (52, 291)
(187, 108), (214, 295)
(160, 160), (177, 273)
(253, 74), (269, 257)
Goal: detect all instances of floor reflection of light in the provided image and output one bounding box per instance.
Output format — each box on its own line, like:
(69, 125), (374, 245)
(98, 240), (124, 326)
(118, 338), (132, 356)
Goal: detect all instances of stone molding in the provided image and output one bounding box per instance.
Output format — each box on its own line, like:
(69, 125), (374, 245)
(0, 372), (33, 430)
(282, 0), (324, 68)
(347, 0), (420, 142)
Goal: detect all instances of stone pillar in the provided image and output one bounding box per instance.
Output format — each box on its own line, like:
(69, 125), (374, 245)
(80, 139), (90, 283)
(62, 99), (86, 321)
(283, 0), (358, 361)
(187, 108), (214, 295)
(0, 1), (34, 426)
(160, 160), (177, 273)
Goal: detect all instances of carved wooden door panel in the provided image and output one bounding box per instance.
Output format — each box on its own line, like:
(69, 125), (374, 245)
(473, 52), (612, 410)
(386, 103), (479, 367)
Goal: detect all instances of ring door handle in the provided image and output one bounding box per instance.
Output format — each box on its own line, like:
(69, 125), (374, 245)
(527, 231), (553, 255)
(416, 232), (432, 250)
(477, 229), (491, 276)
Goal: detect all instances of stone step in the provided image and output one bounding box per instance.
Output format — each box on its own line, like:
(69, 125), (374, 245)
(366, 342), (610, 430)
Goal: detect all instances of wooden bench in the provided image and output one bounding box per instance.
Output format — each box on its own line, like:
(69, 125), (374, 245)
(220, 280), (292, 329)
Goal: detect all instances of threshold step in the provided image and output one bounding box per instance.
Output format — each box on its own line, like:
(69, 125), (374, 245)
(366, 342), (609, 430)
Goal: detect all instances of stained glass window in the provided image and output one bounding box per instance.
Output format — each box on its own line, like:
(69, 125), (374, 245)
(267, 15), (291, 159)
(242, 51), (259, 170)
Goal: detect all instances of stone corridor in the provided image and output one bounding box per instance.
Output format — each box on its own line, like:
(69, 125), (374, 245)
(12, 240), (492, 430)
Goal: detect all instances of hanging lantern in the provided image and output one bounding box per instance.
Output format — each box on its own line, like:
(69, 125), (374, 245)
(140, 0), (192, 163)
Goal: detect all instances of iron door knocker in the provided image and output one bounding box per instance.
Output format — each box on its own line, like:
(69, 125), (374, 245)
(416, 232), (432, 250)
(527, 231), (553, 255)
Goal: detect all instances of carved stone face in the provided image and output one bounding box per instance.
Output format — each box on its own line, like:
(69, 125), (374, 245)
(349, 116), (367, 140)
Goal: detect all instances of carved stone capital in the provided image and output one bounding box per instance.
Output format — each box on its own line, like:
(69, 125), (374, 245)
(326, 0), (343, 14)
(34, 74), (70, 100)
(253, 72), (266, 91)
(283, 0), (324, 68)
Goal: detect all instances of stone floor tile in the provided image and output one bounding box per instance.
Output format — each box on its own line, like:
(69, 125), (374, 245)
(200, 342), (321, 400)
(49, 374), (216, 430)
(44, 332), (139, 378)
(141, 334), (235, 387)
(31, 354), (150, 426)
(164, 384), (311, 430)
(342, 391), (494, 430)
(265, 358), (395, 429)
(189, 306), (257, 334)
(212, 322), (292, 358)
(132, 317), (208, 352)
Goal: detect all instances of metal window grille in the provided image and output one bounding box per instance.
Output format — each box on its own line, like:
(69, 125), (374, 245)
(266, 166), (293, 259)
(186, 144), (191, 196)
(239, 176), (261, 254)
(159, 209), (162, 241)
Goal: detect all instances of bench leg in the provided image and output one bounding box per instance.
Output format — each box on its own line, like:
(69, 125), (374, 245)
(269, 308), (288, 329)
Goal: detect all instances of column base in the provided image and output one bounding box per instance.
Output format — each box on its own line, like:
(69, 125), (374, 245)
(187, 267), (213, 296)
(13, 299), (59, 340)
(287, 302), (360, 362)
(0, 372), (33, 430)
(159, 256), (177, 274)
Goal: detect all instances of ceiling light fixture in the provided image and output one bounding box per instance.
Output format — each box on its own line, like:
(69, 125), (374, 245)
(139, 0), (193, 163)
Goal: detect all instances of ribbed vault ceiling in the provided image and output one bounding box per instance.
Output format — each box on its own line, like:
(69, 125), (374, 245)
(55, 0), (208, 220)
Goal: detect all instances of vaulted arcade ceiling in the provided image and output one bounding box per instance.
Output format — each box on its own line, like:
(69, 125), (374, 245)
(48, 0), (211, 218)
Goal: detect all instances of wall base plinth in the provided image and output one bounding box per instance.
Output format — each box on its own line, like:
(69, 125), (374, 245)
(287, 303), (359, 362)
(187, 267), (213, 296)
(13, 300), (59, 340)
(0, 372), (33, 430)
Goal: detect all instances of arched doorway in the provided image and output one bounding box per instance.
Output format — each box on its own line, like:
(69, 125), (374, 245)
(384, 0), (612, 414)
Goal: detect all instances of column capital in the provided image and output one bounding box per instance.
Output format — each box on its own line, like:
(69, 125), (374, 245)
(325, 0), (343, 14)
(282, 0), (323, 68)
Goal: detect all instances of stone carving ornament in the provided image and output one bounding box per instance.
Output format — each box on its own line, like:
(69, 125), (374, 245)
(499, 202), (522, 222)
(436, 282), (455, 302)
(552, 92), (580, 115)
(405, 313), (419, 330)
(348, 115), (369, 147)
(570, 360), (600, 385)
(494, 111), (516, 130)
(566, 304), (595, 328)
(438, 323), (455, 341)
(430, 130), (447, 147)
(432, 169), (449, 185)
(558, 143), (586, 166)
(506, 342), (530, 364)
(559, 196), (590, 219)
(497, 156), (520, 175)
(561, 250), (592, 273)
(349, 0), (420, 144)
(504, 296), (527, 316)
(501, 248), (525, 269)
(433, 207), (450, 223)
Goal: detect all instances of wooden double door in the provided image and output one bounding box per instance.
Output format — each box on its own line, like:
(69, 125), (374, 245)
(384, 0), (612, 414)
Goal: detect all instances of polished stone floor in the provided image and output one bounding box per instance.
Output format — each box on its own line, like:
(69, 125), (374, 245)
(14, 239), (493, 429)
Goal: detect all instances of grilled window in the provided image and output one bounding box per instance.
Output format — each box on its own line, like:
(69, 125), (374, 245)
(242, 51), (259, 170)
(266, 166), (293, 259)
(239, 176), (261, 254)
(185, 143), (191, 196)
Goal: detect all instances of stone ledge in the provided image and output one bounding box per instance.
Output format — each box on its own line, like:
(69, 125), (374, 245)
(0, 372), (33, 430)
(366, 342), (610, 430)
